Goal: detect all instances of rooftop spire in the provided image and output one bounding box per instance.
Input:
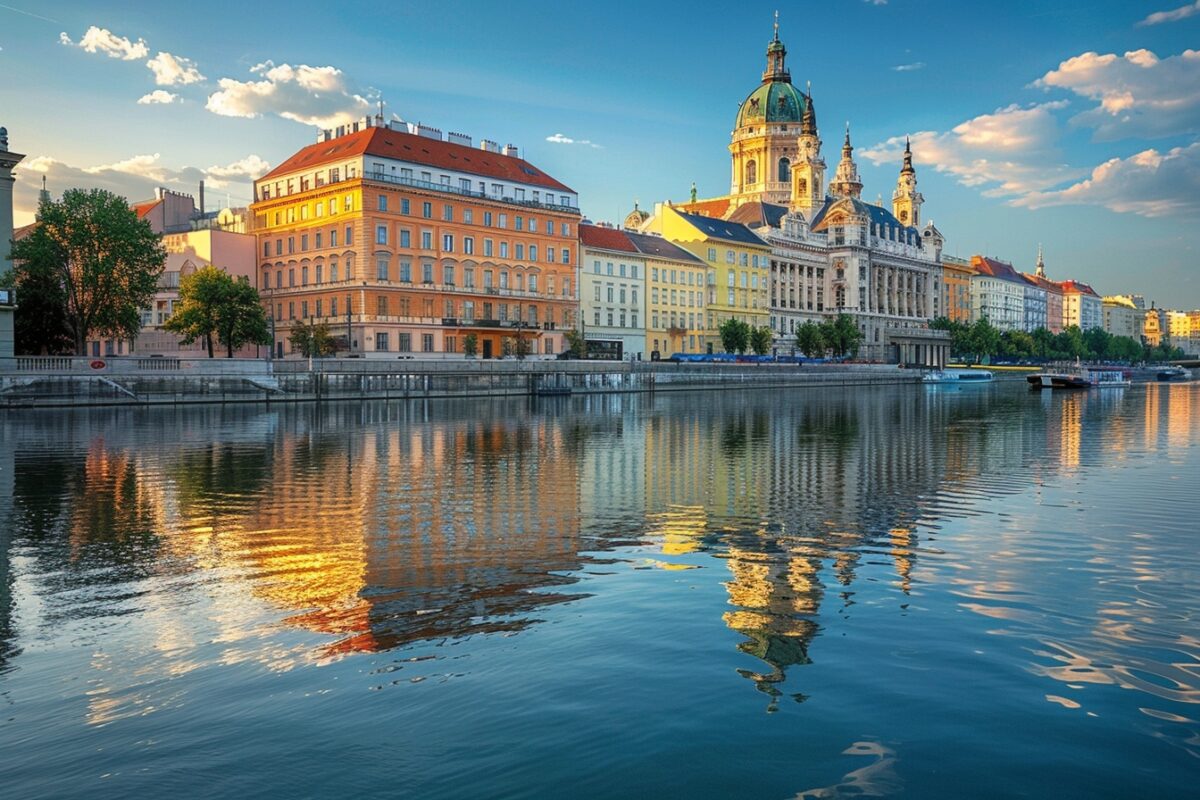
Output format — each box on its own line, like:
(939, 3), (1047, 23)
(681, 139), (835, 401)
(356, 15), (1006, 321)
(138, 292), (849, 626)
(1036, 243), (1046, 278)
(762, 12), (789, 82)
(900, 136), (915, 175)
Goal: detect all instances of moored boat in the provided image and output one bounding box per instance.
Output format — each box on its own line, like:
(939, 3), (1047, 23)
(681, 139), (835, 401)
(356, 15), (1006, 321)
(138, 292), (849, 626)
(923, 368), (993, 384)
(1157, 366), (1189, 381)
(1027, 368), (1129, 389)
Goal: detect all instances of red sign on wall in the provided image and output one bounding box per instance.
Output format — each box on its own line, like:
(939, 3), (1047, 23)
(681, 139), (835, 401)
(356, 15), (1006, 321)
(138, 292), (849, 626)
(90, 359), (106, 370)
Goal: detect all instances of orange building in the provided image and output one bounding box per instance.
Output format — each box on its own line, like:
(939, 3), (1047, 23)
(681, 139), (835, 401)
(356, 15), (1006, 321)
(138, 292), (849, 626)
(252, 118), (581, 358)
(940, 255), (972, 323)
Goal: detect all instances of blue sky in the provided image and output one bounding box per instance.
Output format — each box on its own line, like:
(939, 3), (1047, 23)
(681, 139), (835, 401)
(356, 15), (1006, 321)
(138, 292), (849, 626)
(2, 0), (1198, 306)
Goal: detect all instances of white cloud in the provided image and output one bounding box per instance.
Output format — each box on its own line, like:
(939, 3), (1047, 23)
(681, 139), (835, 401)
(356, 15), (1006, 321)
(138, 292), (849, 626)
(865, 0), (888, 5)
(204, 154), (271, 186)
(1014, 142), (1200, 217)
(1137, 1), (1200, 26)
(146, 51), (204, 86)
(205, 61), (372, 128)
(1034, 49), (1200, 140)
(59, 26), (148, 60)
(862, 101), (1081, 198)
(892, 62), (925, 72)
(137, 90), (178, 105)
(545, 133), (601, 148)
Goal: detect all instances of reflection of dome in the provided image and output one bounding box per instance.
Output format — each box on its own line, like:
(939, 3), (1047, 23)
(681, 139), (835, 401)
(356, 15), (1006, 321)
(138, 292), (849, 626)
(736, 81), (807, 128)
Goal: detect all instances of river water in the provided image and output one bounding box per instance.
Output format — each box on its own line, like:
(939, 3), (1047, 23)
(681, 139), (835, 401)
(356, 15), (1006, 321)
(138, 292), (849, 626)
(1, 382), (1197, 798)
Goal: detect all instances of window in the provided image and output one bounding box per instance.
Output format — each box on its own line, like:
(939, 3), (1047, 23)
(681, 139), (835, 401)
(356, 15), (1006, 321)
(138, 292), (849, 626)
(422, 334), (434, 352)
(484, 211), (493, 227)
(498, 214), (507, 229)
(547, 248), (555, 263)
(315, 232), (322, 249)
(330, 228), (338, 247)
(464, 209), (473, 224)
(484, 239), (494, 257)
(442, 234), (454, 252)
(331, 297), (338, 317)
(378, 194), (388, 211)
(778, 157), (790, 182)
(400, 229), (411, 248)
(345, 226), (353, 246)
(745, 159), (757, 184)
(344, 195), (352, 211)
(529, 245), (537, 261)
(708, 247), (717, 261)
(500, 242), (509, 259)
(562, 223), (570, 237)
(422, 202), (432, 219)
(401, 198), (410, 215)
(376, 332), (389, 351)
(399, 260), (411, 282)
(422, 261), (434, 283)
(562, 248), (570, 264)
(515, 244), (524, 260)
(464, 237), (474, 255)
(398, 333), (411, 352)
(443, 264), (455, 285)
(377, 257), (389, 281)
(529, 275), (538, 292)
(443, 204), (453, 222)
(515, 216), (523, 232)
(289, 268), (296, 287)
(301, 266), (309, 285)
(421, 231), (432, 249)
(376, 225), (388, 245)
(464, 268), (475, 288)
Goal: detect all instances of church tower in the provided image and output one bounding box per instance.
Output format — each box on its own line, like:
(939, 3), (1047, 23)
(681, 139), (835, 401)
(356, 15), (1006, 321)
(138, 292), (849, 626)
(891, 137), (923, 226)
(728, 15), (810, 208)
(1035, 243), (1046, 278)
(828, 123), (863, 200)
(789, 85), (825, 218)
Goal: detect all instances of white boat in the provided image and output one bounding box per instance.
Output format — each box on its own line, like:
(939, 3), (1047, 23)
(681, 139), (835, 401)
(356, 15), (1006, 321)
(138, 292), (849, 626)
(923, 368), (994, 384)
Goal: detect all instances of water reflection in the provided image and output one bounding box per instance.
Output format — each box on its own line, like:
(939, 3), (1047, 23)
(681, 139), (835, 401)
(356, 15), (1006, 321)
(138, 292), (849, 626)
(0, 383), (1198, 774)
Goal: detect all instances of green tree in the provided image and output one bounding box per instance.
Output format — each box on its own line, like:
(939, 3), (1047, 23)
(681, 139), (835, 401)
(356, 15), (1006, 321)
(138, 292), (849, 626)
(287, 320), (336, 358)
(563, 328), (585, 358)
(513, 331), (532, 359)
(964, 317), (1000, 364)
(1000, 329), (1035, 359)
(749, 325), (773, 355)
(1084, 327), (1111, 360)
(164, 266), (270, 358)
(794, 321), (825, 358)
(1055, 325), (1086, 359)
(10, 188), (164, 355)
(217, 279), (271, 358)
(1031, 327), (1054, 359)
(0, 264), (72, 355)
(819, 314), (864, 358)
(718, 317), (750, 354)
(463, 332), (479, 357)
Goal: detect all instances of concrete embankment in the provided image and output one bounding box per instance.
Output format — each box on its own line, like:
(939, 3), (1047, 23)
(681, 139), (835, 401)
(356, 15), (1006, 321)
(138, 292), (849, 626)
(0, 357), (923, 408)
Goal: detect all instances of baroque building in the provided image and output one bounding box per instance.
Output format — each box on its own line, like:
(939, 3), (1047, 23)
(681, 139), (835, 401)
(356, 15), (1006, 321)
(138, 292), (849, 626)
(663, 23), (948, 365)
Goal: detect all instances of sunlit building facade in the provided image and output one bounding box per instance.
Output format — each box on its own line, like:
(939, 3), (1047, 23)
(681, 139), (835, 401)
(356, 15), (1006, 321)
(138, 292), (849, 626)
(252, 117), (580, 359)
(578, 224), (646, 359)
(625, 230), (709, 357)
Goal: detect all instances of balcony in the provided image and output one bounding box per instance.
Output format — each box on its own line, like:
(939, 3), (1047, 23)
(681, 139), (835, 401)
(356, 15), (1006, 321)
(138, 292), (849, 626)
(363, 172), (580, 215)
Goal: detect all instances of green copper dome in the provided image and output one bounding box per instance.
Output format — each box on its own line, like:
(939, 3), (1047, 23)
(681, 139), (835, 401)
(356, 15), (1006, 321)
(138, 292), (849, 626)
(736, 80), (808, 129)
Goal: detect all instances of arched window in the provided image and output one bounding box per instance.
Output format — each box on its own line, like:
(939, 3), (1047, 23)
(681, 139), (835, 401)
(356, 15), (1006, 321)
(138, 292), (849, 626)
(797, 178), (807, 197)
(778, 157), (790, 182)
(745, 160), (757, 185)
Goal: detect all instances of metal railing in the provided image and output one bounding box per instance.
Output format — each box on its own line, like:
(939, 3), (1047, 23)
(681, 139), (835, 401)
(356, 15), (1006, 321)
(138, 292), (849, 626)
(363, 172), (580, 215)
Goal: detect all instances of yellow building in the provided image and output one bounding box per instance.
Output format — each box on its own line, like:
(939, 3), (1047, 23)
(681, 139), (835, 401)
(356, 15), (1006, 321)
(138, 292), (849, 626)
(642, 203), (770, 352)
(625, 230), (709, 356)
(941, 255), (973, 324)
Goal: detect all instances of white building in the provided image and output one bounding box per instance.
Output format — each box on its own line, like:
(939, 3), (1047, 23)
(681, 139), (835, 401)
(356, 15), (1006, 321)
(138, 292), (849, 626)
(969, 256), (1026, 331)
(1061, 280), (1102, 331)
(1102, 295), (1141, 340)
(579, 223), (647, 359)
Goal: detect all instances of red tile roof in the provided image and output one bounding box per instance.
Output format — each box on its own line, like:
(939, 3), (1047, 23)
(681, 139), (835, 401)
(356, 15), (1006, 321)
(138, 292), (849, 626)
(676, 197), (732, 219)
(970, 255), (1026, 285)
(1060, 279), (1098, 296)
(579, 223), (638, 252)
(132, 199), (161, 219)
(1021, 273), (1064, 294)
(12, 222), (38, 241)
(259, 126), (574, 193)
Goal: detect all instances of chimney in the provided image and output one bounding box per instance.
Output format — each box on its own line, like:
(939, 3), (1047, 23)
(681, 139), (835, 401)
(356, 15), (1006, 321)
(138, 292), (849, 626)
(480, 139), (500, 153)
(198, 180), (205, 217)
(503, 144), (519, 158)
(447, 131), (472, 147)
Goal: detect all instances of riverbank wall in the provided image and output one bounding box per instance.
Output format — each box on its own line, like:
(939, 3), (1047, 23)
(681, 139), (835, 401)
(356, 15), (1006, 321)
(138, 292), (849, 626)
(0, 356), (925, 408)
